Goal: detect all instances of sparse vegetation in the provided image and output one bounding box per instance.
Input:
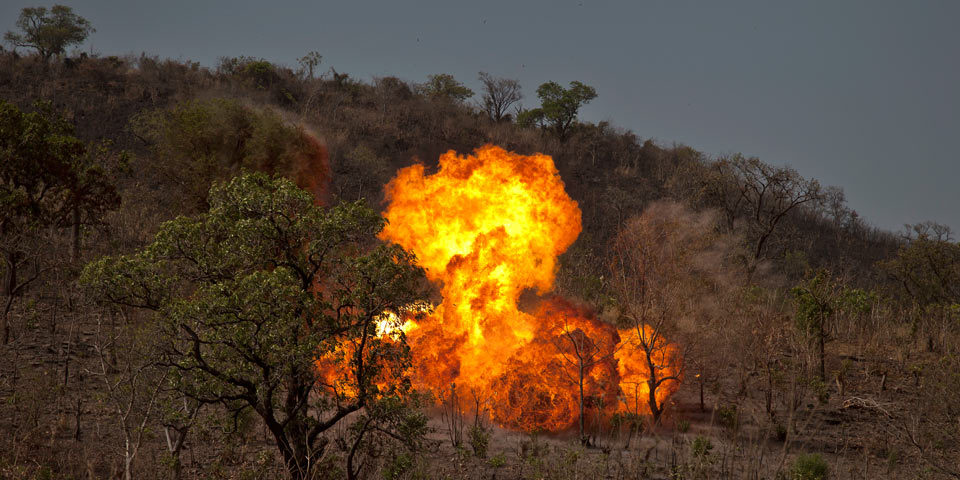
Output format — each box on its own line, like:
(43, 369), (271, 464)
(0, 17), (954, 479)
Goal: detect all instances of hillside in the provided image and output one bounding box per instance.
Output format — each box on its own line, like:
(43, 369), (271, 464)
(1, 51), (958, 480)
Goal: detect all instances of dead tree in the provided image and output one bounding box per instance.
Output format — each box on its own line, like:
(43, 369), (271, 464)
(550, 316), (616, 444)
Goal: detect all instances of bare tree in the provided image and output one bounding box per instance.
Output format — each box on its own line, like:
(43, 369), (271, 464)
(707, 154), (823, 260)
(160, 394), (202, 480)
(549, 315), (616, 444)
(478, 72), (523, 122)
(87, 314), (166, 480)
(610, 202), (745, 424)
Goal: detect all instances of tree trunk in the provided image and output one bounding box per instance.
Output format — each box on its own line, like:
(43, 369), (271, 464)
(4, 250), (16, 297)
(123, 437), (134, 480)
(818, 329), (826, 382)
(1, 297), (10, 345)
(765, 365), (773, 417)
(578, 363), (585, 445)
(268, 420), (310, 480)
(72, 206), (81, 262)
(648, 377), (662, 424)
(2, 250), (17, 344)
(701, 376), (707, 413)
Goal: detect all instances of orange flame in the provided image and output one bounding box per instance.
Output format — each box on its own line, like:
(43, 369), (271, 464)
(371, 145), (679, 431)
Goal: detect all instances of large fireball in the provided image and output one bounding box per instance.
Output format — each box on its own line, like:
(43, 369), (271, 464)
(379, 144), (680, 432)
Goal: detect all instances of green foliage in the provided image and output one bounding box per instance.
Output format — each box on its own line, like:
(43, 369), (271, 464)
(809, 377), (829, 404)
(242, 60), (278, 89)
(488, 452), (507, 469)
(716, 404), (738, 431)
(381, 452), (414, 480)
(0, 99), (125, 299)
(468, 424), (491, 458)
(297, 51), (322, 79)
(791, 270), (838, 339)
(526, 80), (597, 139)
(690, 436), (713, 459)
(515, 107), (545, 129)
(81, 172), (428, 477)
(838, 287), (875, 316)
(4, 5), (94, 60)
(1, 100), (83, 230)
(790, 453), (828, 480)
(879, 222), (960, 306)
(417, 73), (474, 101)
(131, 98), (321, 210)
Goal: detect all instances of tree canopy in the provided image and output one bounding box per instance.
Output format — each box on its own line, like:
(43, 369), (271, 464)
(81, 172), (429, 479)
(131, 98), (328, 211)
(1, 100), (124, 342)
(4, 5), (94, 61)
(880, 222), (960, 306)
(478, 72), (522, 122)
(519, 81), (597, 140)
(416, 73), (474, 102)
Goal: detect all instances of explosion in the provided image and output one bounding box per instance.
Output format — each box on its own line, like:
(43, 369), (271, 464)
(377, 145), (681, 432)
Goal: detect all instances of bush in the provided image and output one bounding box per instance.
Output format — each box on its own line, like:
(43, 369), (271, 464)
(791, 453), (828, 480)
(716, 404), (738, 431)
(381, 452), (414, 480)
(691, 436), (713, 459)
(468, 424), (491, 459)
(131, 98), (328, 211)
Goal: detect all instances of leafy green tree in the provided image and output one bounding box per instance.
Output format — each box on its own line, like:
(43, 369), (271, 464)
(4, 5), (94, 61)
(417, 73), (474, 101)
(515, 107), (546, 129)
(81, 173), (428, 480)
(132, 98), (327, 211)
(791, 270), (842, 382)
(0, 100), (123, 343)
(879, 222), (960, 306)
(524, 81), (597, 140)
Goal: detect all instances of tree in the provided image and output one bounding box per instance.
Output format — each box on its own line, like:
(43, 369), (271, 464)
(706, 154), (823, 261)
(81, 173), (428, 479)
(87, 317), (167, 480)
(62, 138), (128, 260)
(791, 270), (841, 382)
(525, 81), (597, 140)
(477, 72), (522, 122)
(549, 314), (617, 445)
(4, 5), (94, 61)
(417, 73), (474, 101)
(297, 51), (322, 79)
(879, 222), (960, 306)
(891, 352), (960, 479)
(609, 202), (742, 423)
(0, 100), (123, 344)
(131, 98), (328, 211)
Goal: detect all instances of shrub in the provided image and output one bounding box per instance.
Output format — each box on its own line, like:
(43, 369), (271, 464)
(468, 424), (490, 459)
(791, 453), (828, 480)
(691, 436), (713, 459)
(716, 404), (738, 431)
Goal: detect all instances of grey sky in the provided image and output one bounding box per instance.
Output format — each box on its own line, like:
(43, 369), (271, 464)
(3, 0), (958, 234)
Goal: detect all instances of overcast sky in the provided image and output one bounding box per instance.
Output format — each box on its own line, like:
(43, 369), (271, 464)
(3, 0), (958, 234)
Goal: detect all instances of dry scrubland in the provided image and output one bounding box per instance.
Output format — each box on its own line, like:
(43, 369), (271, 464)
(0, 49), (958, 480)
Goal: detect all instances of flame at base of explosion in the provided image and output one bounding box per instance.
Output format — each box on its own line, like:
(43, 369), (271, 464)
(321, 145), (681, 433)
